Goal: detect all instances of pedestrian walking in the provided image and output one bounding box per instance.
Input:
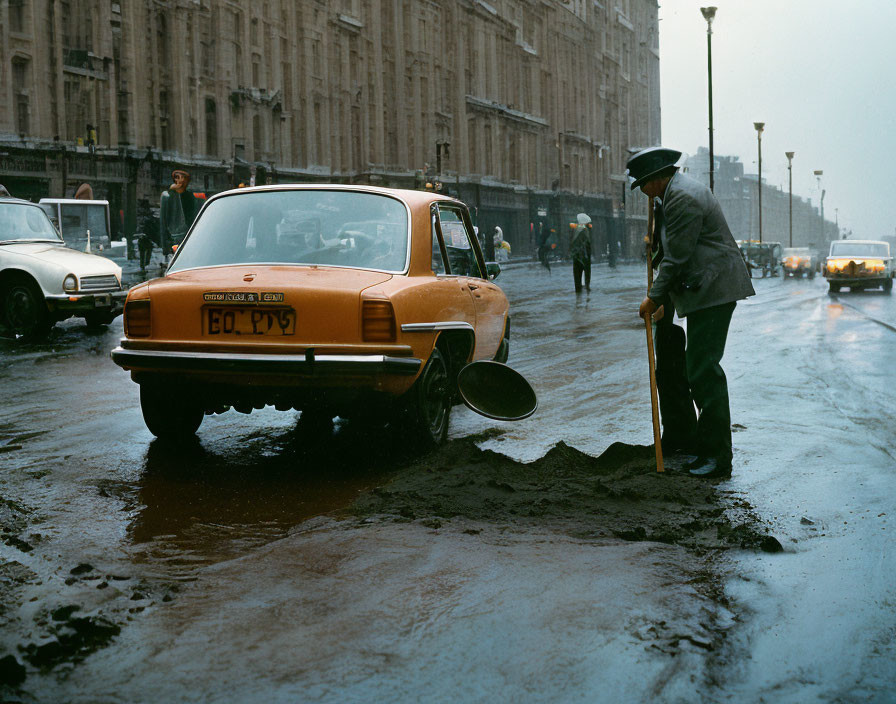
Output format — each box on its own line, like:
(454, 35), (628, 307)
(536, 222), (552, 272)
(628, 146), (754, 479)
(570, 213), (592, 295)
(136, 200), (160, 270)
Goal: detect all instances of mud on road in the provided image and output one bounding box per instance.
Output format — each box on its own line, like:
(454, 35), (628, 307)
(350, 431), (783, 555)
(1, 423), (783, 698)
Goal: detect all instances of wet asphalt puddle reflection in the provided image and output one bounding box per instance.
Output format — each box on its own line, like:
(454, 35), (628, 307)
(112, 417), (420, 574)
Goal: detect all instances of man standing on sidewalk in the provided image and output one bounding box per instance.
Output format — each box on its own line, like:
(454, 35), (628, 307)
(628, 147), (754, 479)
(159, 169), (201, 257)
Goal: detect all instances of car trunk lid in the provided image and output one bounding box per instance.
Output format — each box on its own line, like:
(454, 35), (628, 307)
(145, 266), (393, 345)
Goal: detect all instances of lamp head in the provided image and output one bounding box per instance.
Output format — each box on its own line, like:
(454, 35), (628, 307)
(700, 6), (717, 22)
(785, 151), (795, 161)
(814, 170), (823, 176)
(754, 122), (765, 134)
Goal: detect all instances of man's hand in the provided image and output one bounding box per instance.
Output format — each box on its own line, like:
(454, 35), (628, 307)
(639, 296), (658, 320)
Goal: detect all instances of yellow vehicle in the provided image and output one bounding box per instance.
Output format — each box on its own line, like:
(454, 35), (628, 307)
(781, 247), (819, 279)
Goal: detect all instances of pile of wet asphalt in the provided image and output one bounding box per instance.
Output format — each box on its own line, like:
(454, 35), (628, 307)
(351, 432), (783, 554)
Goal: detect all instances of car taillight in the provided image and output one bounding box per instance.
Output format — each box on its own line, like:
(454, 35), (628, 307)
(124, 299), (151, 337)
(362, 300), (396, 342)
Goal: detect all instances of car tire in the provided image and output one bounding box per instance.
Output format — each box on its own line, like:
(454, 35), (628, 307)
(84, 311), (116, 328)
(3, 277), (51, 342)
(140, 383), (203, 440)
(884, 278), (893, 293)
(406, 347), (451, 446)
(828, 282), (839, 294)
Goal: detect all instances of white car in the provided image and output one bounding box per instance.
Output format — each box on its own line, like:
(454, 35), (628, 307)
(0, 197), (127, 340)
(824, 239), (894, 294)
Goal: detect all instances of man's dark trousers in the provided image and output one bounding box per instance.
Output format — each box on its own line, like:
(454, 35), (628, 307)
(654, 312), (696, 450)
(573, 259), (591, 293)
(686, 301), (736, 464)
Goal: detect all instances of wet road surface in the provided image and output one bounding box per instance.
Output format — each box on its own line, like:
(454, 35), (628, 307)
(1, 262), (894, 702)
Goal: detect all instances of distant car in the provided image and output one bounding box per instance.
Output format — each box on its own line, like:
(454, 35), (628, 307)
(781, 247), (819, 278)
(824, 240), (894, 293)
(0, 198), (127, 340)
(111, 185), (510, 444)
(737, 240), (782, 278)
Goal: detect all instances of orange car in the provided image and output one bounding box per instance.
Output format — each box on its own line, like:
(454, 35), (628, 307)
(111, 185), (510, 444)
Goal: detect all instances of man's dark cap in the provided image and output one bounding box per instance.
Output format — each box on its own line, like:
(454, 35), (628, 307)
(625, 147), (682, 190)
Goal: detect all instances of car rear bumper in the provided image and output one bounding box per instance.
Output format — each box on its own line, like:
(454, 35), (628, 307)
(110, 345), (422, 376)
(46, 291), (127, 313)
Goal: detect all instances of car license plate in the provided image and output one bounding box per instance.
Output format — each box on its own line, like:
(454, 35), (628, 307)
(204, 307), (296, 336)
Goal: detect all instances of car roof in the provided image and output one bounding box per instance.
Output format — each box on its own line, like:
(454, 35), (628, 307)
(832, 239), (887, 245)
(203, 183), (459, 210)
(38, 198), (110, 206)
(0, 197), (42, 206)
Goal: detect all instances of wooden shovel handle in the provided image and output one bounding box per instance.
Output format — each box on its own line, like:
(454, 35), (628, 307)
(645, 197), (664, 472)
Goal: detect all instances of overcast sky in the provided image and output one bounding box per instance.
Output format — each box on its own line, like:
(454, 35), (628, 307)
(658, 0), (895, 240)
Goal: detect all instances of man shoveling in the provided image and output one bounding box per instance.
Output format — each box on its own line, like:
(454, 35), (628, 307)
(627, 147), (754, 479)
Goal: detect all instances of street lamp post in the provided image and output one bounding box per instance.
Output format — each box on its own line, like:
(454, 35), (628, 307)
(814, 169), (824, 246)
(701, 7), (717, 192)
(754, 122), (764, 243)
(785, 151), (794, 247)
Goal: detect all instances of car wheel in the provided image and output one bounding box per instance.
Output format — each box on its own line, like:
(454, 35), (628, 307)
(407, 347), (451, 446)
(808, 270), (815, 279)
(140, 383), (203, 440)
(828, 282), (839, 294)
(3, 278), (51, 341)
(884, 278), (893, 293)
(84, 311), (116, 328)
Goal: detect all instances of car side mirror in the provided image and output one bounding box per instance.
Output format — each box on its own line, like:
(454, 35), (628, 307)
(486, 261), (501, 280)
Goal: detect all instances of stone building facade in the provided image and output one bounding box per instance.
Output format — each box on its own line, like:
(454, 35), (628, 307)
(1, 0), (660, 259)
(682, 148), (839, 253)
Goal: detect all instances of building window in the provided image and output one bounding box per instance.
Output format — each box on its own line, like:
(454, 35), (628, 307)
(253, 113), (262, 157)
(159, 90), (170, 151)
(12, 58), (30, 134)
(10, 0), (26, 33)
(205, 98), (217, 156)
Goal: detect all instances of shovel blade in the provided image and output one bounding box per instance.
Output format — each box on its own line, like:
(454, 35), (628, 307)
(456, 361), (537, 421)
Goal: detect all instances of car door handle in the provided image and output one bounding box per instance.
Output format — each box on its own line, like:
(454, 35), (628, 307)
(467, 283), (479, 290)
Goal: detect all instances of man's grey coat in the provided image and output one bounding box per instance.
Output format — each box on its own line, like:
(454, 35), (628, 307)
(649, 172), (755, 317)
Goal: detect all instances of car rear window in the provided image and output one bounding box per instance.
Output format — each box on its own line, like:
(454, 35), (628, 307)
(0, 203), (63, 242)
(829, 241), (889, 258)
(168, 190), (410, 273)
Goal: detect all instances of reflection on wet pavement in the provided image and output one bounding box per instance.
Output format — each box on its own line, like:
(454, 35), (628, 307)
(124, 419), (413, 572)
